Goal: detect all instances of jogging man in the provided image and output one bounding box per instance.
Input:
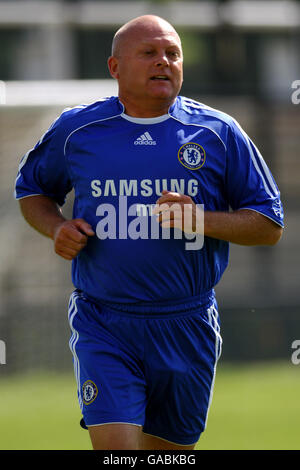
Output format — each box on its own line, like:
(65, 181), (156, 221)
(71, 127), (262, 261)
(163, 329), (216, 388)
(15, 15), (284, 450)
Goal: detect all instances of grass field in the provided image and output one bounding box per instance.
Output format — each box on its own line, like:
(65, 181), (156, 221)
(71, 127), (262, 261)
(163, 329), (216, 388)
(0, 361), (299, 450)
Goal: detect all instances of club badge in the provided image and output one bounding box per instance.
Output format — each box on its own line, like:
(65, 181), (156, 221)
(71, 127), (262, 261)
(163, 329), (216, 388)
(82, 380), (98, 405)
(178, 142), (206, 170)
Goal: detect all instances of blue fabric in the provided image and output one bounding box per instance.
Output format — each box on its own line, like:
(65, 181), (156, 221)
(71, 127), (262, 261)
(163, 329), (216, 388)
(68, 290), (222, 446)
(15, 96), (284, 305)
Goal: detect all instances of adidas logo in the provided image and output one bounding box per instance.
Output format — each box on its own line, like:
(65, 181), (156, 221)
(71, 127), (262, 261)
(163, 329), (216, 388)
(134, 132), (157, 146)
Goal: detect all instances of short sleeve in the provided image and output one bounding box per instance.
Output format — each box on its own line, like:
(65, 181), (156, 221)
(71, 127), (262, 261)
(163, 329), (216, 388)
(14, 115), (73, 206)
(225, 119), (284, 227)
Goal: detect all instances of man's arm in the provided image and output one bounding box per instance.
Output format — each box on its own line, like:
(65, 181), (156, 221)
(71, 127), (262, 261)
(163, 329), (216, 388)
(153, 191), (283, 246)
(18, 195), (95, 260)
(204, 209), (282, 246)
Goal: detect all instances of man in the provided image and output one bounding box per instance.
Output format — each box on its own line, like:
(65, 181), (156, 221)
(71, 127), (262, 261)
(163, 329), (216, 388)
(15, 15), (283, 450)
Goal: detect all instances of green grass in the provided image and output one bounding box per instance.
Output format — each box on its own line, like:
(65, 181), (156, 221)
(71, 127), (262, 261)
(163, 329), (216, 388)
(197, 361), (300, 450)
(0, 361), (299, 450)
(0, 372), (91, 450)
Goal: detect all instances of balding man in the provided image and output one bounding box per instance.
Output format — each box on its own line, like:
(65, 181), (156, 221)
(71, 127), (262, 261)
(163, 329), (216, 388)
(15, 15), (283, 450)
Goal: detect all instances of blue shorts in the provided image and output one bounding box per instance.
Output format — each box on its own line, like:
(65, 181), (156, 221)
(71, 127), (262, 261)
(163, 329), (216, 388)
(68, 289), (222, 446)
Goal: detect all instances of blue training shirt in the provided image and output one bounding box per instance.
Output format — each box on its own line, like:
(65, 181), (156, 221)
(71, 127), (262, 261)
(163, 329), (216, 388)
(15, 96), (284, 305)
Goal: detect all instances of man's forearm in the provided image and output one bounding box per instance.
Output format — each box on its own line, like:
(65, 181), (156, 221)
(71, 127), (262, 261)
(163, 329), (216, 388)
(204, 209), (283, 246)
(18, 195), (95, 260)
(18, 195), (66, 240)
(154, 191), (283, 246)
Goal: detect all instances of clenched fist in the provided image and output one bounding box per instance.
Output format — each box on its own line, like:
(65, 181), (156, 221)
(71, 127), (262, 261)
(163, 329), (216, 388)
(153, 190), (204, 234)
(53, 218), (95, 260)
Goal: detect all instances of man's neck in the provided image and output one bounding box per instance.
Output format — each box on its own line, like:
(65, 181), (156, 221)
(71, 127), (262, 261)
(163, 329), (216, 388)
(119, 96), (176, 118)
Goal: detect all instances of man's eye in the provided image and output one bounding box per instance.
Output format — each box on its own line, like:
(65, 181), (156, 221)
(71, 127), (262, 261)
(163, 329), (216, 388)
(169, 51), (180, 58)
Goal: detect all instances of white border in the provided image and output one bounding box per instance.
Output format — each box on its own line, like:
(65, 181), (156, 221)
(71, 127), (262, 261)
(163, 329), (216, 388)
(121, 113), (170, 124)
(68, 292), (83, 411)
(87, 422), (142, 428)
(237, 207), (284, 228)
(63, 113), (122, 155)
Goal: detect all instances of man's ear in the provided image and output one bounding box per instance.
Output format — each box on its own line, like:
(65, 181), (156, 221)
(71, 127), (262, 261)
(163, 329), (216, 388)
(107, 56), (119, 79)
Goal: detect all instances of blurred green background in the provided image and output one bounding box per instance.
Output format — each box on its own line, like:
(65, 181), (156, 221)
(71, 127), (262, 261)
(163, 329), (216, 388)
(1, 362), (300, 450)
(1, 0), (300, 450)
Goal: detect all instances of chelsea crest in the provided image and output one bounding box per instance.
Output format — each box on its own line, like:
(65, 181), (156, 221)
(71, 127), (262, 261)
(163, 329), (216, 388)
(82, 380), (98, 405)
(178, 142), (206, 170)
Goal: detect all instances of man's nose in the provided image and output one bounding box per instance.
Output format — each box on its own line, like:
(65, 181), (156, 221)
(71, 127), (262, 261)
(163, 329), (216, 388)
(155, 53), (169, 67)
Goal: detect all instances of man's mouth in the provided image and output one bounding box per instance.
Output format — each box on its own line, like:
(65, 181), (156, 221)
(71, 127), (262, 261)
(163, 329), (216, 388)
(150, 75), (170, 81)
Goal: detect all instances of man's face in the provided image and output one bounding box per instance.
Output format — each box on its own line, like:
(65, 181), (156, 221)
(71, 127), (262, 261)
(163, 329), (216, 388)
(108, 25), (183, 113)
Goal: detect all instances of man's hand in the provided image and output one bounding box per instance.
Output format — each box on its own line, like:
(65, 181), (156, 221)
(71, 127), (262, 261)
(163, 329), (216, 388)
(18, 196), (96, 260)
(153, 190), (283, 246)
(152, 190), (204, 234)
(53, 219), (95, 260)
